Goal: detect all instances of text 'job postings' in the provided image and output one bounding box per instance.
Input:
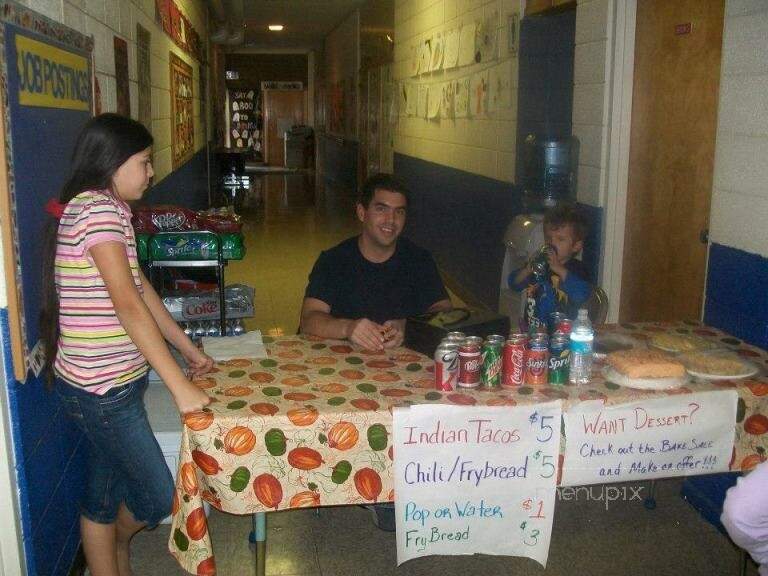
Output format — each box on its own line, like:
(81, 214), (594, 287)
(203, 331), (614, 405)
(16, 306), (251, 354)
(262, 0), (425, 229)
(393, 403), (562, 567)
(561, 390), (738, 486)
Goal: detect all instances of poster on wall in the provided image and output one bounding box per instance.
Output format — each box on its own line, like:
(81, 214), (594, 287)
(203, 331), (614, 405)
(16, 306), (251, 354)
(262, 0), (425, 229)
(458, 23), (476, 67)
(169, 52), (194, 168)
(229, 89), (260, 152)
(476, 13), (498, 64)
(443, 28), (459, 69)
(114, 36), (130, 116)
(455, 78), (470, 117)
(136, 24), (152, 129)
(470, 70), (489, 116)
(155, 0), (171, 35)
(155, 0), (204, 62)
(489, 60), (512, 112)
(441, 81), (455, 119)
(0, 3), (93, 380)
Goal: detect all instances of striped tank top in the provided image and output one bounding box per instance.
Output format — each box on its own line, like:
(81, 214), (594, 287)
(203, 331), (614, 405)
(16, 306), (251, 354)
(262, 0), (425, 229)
(54, 190), (148, 393)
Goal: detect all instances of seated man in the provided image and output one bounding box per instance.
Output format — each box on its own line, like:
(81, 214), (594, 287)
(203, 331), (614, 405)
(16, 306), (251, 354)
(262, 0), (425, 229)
(300, 173), (452, 350)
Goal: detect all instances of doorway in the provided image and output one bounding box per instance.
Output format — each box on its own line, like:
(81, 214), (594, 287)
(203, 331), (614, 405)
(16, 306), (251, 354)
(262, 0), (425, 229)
(263, 89), (306, 166)
(619, 0), (724, 322)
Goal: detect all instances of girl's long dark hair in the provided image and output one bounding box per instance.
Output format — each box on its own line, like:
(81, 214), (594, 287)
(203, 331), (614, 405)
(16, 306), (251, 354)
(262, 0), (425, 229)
(40, 114), (153, 385)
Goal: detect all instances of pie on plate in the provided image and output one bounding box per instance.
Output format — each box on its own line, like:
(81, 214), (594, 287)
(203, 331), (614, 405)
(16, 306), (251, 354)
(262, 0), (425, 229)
(649, 333), (718, 353)
(678, 351), (759, 380)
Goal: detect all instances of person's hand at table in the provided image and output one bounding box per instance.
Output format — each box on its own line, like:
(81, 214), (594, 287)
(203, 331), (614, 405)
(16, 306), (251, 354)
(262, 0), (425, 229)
(346, 318), (386, 350)
(183, 347), (215, 377)
(382, 319), (405, 349)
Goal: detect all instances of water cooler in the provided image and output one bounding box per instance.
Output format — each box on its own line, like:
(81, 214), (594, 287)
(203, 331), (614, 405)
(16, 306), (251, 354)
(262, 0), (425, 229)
(498, 135), (578, 324)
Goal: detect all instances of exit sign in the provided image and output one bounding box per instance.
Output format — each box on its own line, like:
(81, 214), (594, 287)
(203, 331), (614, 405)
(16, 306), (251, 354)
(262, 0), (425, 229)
(675, 22), (692, 35)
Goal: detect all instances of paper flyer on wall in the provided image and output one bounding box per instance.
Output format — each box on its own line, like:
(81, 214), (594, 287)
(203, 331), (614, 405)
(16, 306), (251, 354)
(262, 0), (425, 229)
(489, 61), (512, 111)
(394, 403), (562, 567)
(470, 71), (489, 116)
(458, 23), (476, 67)
(443, 28), (459, 69)
(455, 78), (470, 118)
(427, 85), (441, 119)
(441, 81), (455, 119)
(430, 32), (444, 72)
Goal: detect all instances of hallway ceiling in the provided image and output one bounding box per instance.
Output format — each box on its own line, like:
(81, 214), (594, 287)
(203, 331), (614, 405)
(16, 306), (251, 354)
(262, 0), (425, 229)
(241, 0), (367, 49)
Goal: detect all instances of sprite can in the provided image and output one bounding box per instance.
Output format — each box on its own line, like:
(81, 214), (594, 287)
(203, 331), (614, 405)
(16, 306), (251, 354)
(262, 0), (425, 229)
(481, 339), (502, 388)
(548, 333), (570, 385)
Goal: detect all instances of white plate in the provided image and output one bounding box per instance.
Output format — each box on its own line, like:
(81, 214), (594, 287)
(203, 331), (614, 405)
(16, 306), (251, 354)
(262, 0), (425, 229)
(680, 350), (760, 380)
(686, 366), (758, 380)
(602, 366), (688, 391)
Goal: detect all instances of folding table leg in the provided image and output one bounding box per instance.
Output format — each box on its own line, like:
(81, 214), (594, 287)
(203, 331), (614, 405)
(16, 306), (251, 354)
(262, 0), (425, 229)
(252, 512), (266, 576)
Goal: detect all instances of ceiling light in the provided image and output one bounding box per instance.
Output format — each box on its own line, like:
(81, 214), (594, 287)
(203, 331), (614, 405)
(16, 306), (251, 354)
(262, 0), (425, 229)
(268, 25), (284, 31)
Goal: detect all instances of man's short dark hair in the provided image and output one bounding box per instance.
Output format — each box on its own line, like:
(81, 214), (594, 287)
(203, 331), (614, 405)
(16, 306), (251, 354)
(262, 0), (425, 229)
(544, 204), (588, 242)
(358, 173), (410, 208)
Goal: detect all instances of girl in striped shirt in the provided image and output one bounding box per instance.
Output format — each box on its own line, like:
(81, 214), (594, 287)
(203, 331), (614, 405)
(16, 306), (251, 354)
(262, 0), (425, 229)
(40, 114), (212, 576)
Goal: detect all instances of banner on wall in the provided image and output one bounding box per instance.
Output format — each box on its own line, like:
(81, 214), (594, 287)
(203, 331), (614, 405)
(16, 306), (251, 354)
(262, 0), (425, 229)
(155, 0), (204, 63)
(14, 34), (90, 111)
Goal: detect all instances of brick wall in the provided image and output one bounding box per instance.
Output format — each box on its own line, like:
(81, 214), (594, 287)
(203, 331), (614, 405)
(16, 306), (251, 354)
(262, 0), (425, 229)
(24, 0), (209, 184)
(393, 0), (520, 183)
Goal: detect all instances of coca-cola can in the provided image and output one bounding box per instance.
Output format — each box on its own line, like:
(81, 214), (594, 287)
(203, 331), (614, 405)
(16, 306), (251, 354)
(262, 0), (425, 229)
(458, 342), (482, 388)
(502, 334), (528, 388)
(434, 343), (459, 391)
(525, 334), (549, 386)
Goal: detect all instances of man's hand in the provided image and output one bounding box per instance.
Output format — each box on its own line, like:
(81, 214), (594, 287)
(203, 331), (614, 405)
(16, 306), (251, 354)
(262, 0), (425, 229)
(183, 347), (214, 378)
(382, 319), (405, 348)
(346, 318), (386, 350)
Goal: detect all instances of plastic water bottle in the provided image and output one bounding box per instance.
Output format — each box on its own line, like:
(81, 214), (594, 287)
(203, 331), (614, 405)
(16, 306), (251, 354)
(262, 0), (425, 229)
(569, 308), (594, 385)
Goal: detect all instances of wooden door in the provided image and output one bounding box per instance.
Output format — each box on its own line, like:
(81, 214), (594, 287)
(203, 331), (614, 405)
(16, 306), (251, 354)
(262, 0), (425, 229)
(619, 0), (724, 322)
(263, 90), (306, 166)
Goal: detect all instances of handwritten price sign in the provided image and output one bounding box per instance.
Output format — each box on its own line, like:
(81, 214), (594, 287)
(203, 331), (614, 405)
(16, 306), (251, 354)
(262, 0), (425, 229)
(561, 390), (738, 486)
(393, 402), (562, 567)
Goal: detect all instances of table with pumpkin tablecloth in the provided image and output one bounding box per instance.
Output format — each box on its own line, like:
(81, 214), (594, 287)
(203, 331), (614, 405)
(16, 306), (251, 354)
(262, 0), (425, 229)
(169, 322), (768, 575)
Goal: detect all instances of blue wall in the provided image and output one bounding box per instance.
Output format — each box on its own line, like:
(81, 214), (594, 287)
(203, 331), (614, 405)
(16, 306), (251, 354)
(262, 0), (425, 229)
(319, 134), (358, 192)
(394, 153), (601, 310)
(144, 146), (211, 210)
(704, 243), (768, 349)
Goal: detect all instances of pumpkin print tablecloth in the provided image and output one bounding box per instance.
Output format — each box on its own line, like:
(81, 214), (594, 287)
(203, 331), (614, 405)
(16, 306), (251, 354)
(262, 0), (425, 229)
(169, 323), (768, 575)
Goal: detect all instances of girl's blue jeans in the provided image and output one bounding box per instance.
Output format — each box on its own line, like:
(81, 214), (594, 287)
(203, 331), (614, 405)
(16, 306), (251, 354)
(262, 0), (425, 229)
(55, 374), (175, 527)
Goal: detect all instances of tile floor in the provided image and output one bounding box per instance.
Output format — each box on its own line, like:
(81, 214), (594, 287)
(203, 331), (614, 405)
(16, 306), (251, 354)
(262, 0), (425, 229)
(130, 173), (755, 575)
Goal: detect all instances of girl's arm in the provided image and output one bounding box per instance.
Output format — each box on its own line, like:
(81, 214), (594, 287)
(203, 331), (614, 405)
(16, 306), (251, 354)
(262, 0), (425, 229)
(90, 241), (210, 413)
(137, 270), (213, 377)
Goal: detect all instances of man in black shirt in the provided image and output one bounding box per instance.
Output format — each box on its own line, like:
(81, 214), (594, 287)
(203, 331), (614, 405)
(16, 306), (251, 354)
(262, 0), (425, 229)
(300, 173), (452, 350)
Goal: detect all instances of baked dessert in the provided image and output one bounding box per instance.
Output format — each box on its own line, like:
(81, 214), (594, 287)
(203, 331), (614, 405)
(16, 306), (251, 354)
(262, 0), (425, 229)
(679, 351), (750, 376)
(607, 349), (686, 379)
(650, 333), (716, 353)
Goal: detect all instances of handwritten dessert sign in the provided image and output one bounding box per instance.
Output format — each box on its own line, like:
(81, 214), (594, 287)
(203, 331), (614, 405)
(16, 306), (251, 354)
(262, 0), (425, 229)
(393, 403), (562, 567)
(562, 390), (738, 486)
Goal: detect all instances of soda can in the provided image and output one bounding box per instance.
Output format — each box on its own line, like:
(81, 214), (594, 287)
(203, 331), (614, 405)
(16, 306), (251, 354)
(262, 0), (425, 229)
(549, 312), (568, 334)
(233, 320), (246, 336)
(464, 336), (484, 347)
(486, 334), (506, 345)
(481, 340), (502, 388)
(193, 322), (206, 340)
(557, 318), (572, 335)
(548, 333), (571, 385)
(445, 331), (466, 342)
(434, 343), (459, 391)
(525, 334), (549, 385)
(458, 342), (482, 388)
(502, 334), (528, 388)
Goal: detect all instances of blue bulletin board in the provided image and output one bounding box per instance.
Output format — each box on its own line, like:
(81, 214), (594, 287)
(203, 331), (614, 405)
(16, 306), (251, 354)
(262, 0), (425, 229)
(0, 2), (93, 381)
